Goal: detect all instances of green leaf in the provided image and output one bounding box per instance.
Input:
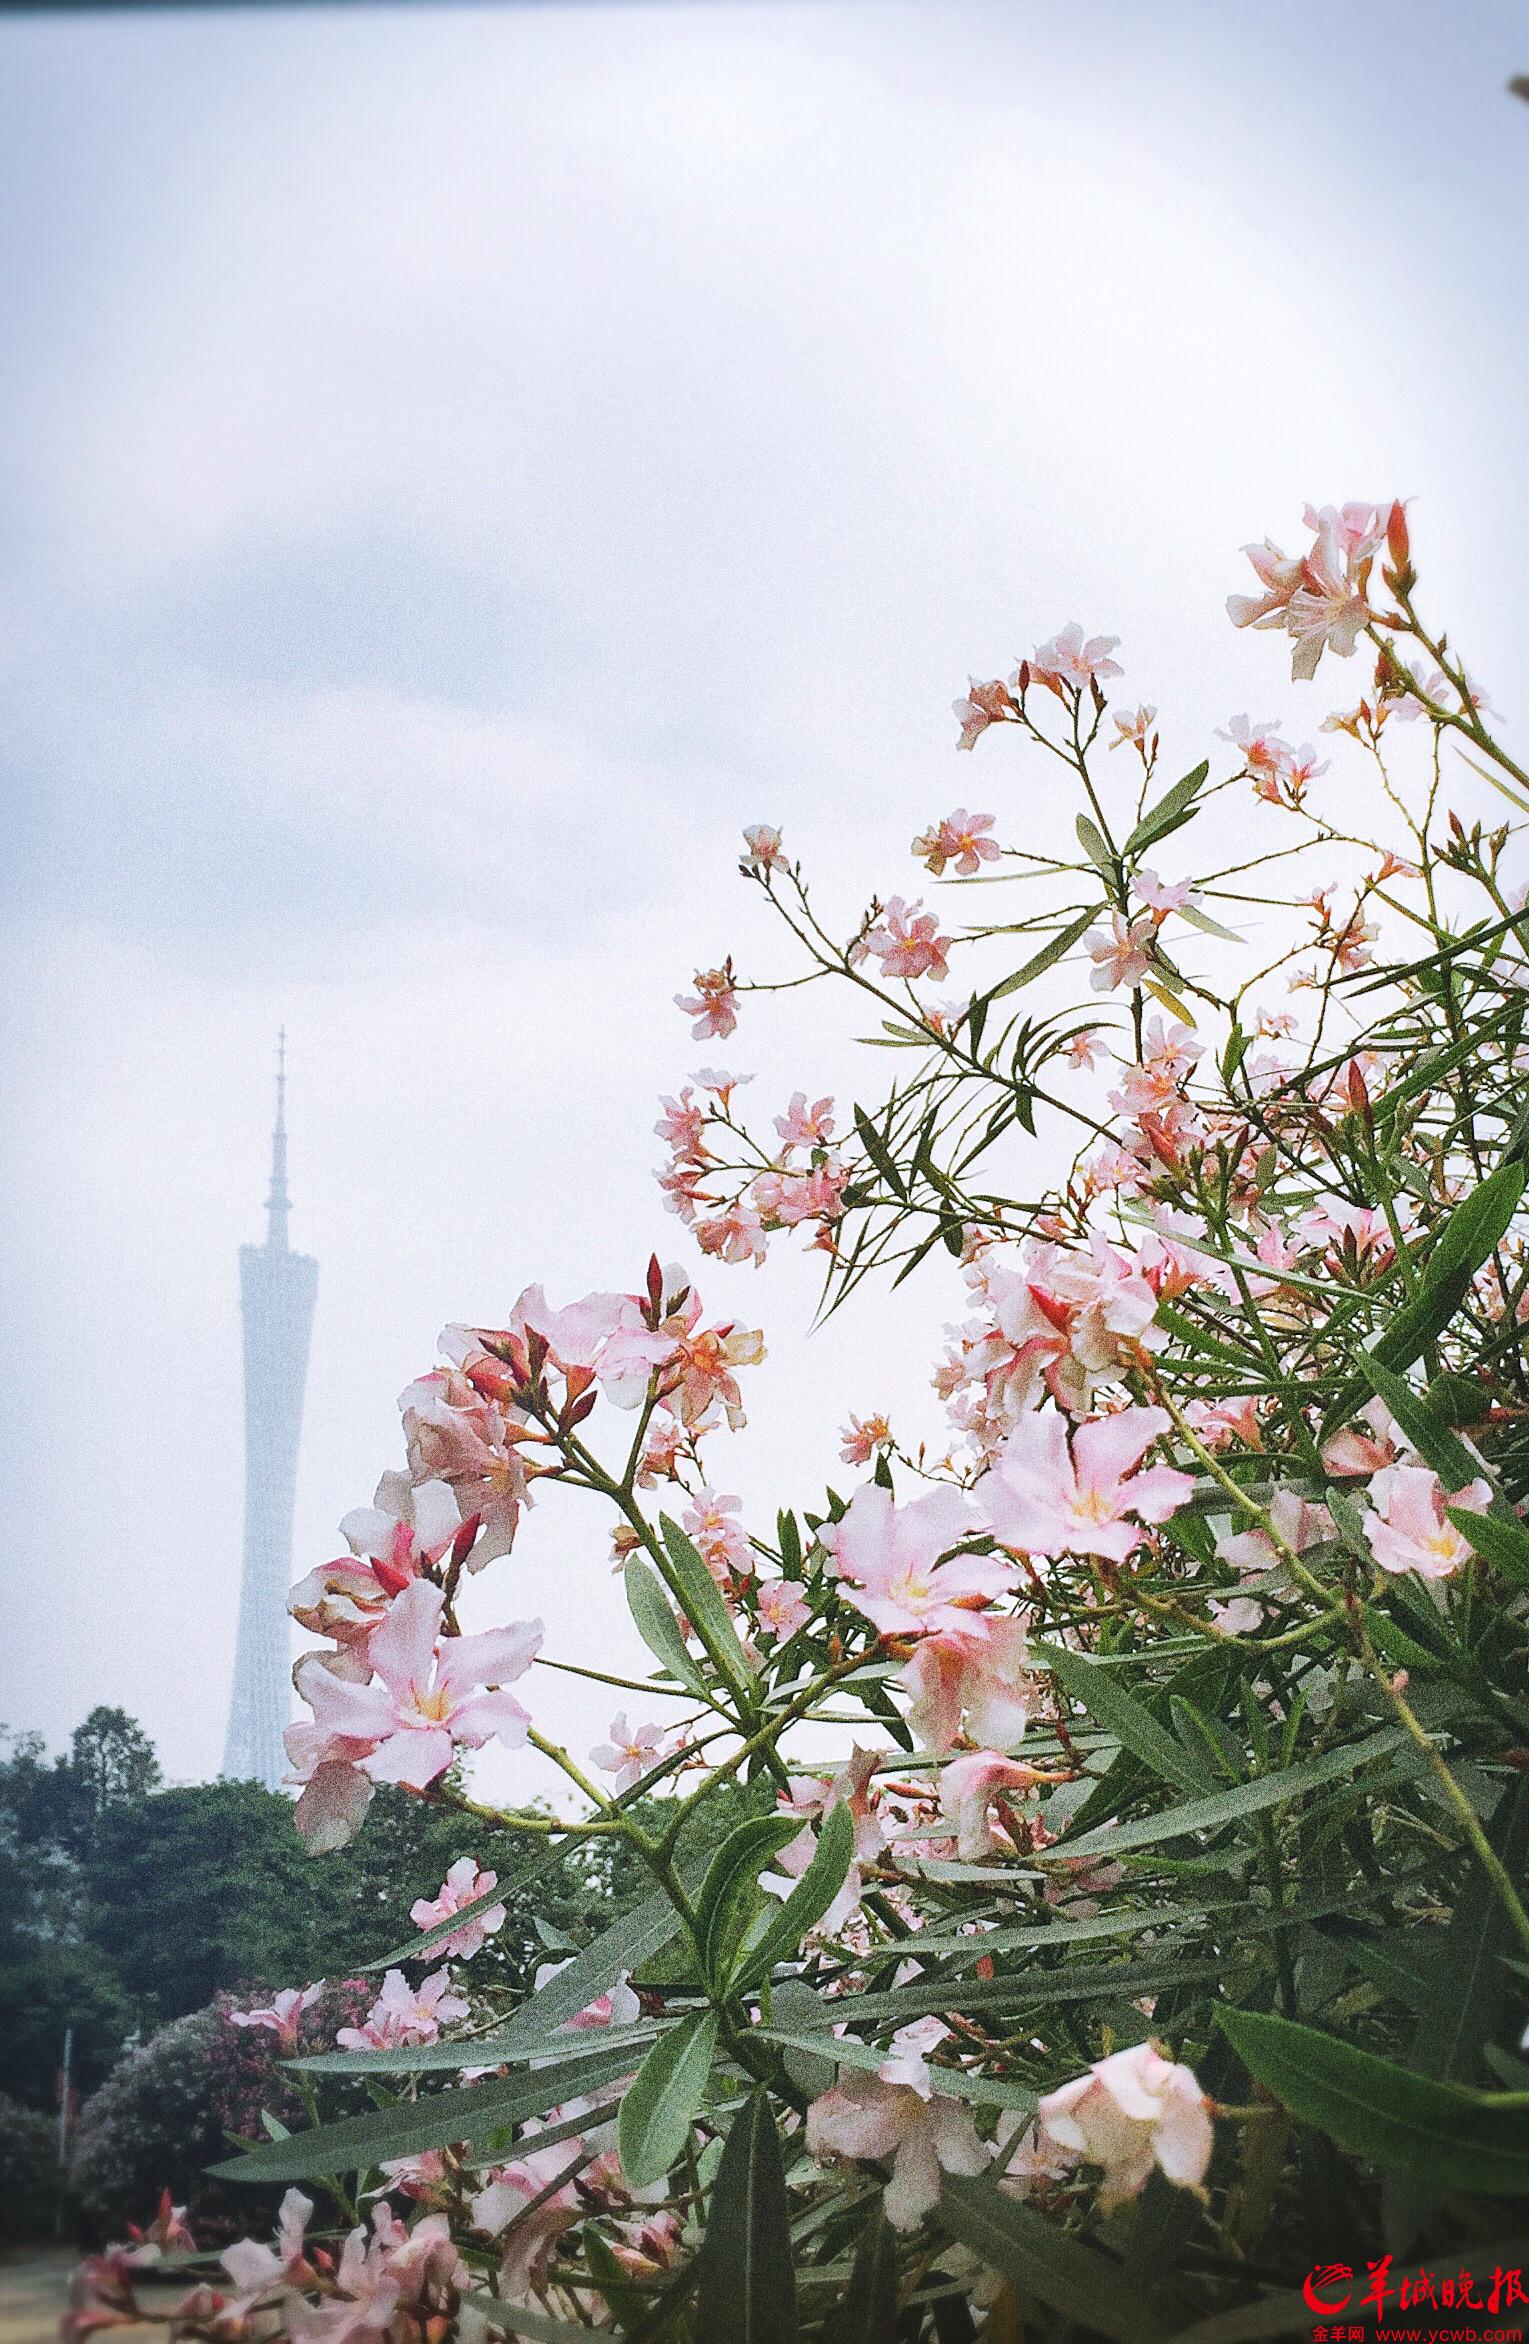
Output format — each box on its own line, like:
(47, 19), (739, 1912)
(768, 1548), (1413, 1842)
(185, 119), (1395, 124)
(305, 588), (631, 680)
(1059, 1728), (1408, 1859)
(473, 1884), (692, 2065)
(760, 2026), (1038, 2113)
(1035, 1642), (1213, 1793)
(835, 2206), (899, 2344)
(624, 1554), (709, 1695)
(990, 906), (1100, 1001)
(939, 2178), (1166, 2343)
(697, 1815), (804, 1987)
(1411, 1774), (1529, 2087)
(618, 2007), (720, 2191)
(466, 2293), (609, 2341)
(658, 1515), (759, 1711)
(1124, 761), (1209, 858)
(738, 1801), (856, 1986)
(1451, 1504), (1529, 1588)
(210, 2037), (644, 2182)
(853, 1106), (908, 1200)
(1076, 813), (1117, 878)
(1327, 1163), (1527, 1416)
(1217, 2006), (1529, 2193)
(581, 2225), (648, 2334)
(1176, 901), (1243, 944)
(695, 2091), (800, 2344)
(1354, 1355), (1491, 1494)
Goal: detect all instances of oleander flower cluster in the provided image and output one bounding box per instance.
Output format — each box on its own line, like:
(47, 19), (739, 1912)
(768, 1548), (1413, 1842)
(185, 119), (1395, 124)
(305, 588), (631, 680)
(80, 502), (1529, 2340)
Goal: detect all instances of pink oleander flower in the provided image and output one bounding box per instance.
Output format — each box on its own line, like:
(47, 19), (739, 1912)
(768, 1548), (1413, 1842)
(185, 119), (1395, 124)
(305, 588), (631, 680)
(953, 676), (1016, 750)
(901, 1615), (1033, 1754)
(400, 1330), (534, 1566)
(1037, 2042), (1213, 2209)
(683, 1486), (754, 1579)
(1136, 869), (1195, 916)
(1186, 1396), (1264, 1452)
(289, 1473), (467, 1648)
(292, 1579), (541, 1794)
(756, 1576), (811, 1641)
(938, 1749), (1041, 1859)
(598, 1279), (764, 1430)
(472, 2138), (588, 2303)
(591, 1711), (668, 1790)
(1297, 1194), (1406, 1267)
(228, 1982), (327, 2052)
(1086, 911), (1155, 992)
(1230, 505), (1385, 680)
(826, 1483), (1011, 1636)
(912, 809), (1000, 878)
(337, 1966), (469, 2052)
(982, 1406), (1193, 1562)
(806, 2022), (989, 2228)
(774, 1091), (837, 1151)
(1211, 1488), (1333, 1633)
(752, 1161), (851, 1232)
(1066, 1028), (1106, 1069)
(221, 2189), (314, 2309)
(864, 897), (952, 983)
(511, 1284), (641, 1372)
(1218, 712), (1292, 789)
(675, 963), (739, 1042)
(840, 1410), (893, 1466)
(655, 1087), (709, 1162)
(1026, 624), (1123, 694)
(410, 1858), (507, 1959)
(695, 1203), (769, 1266)
(1321, 1397), (1399, 1478)
(741, 823), (785, 873)
(1110, 704), (1157, 752)
(1362, 1463), (1491, 1581)
(283, 2206), (469, 2343)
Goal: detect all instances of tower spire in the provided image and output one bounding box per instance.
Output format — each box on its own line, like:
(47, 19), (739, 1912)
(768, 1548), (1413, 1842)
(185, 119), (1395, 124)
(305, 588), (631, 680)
(225, 1028), (318, 1792)
(265, 1028), (291, 1253)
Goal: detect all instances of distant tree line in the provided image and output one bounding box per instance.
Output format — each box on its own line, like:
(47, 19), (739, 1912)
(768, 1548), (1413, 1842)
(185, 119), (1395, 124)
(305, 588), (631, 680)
(0, 1705), (736, 2115)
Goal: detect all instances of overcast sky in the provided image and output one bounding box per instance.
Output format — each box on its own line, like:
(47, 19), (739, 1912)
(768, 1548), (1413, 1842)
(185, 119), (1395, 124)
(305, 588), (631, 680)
(2, 0), (1526, 1805)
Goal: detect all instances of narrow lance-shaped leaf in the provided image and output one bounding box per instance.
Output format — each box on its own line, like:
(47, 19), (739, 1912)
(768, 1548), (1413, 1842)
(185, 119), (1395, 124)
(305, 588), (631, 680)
(1076, 813), (1117, 878)
(1059, 1727), (1408, 1860)
(624, 1553), (709, 1696)
(1123, 760), (1209, 858)
(696, 1814), (804, 1987)
(1036, 1641), (1214, 1794)
(939, 2177), (1167, 2343)
(1450, 1503), (1529, 1588)
(481, 1884), (691, 2064)
(990, 905), (1100, 1002)
(658, 1515), (759, 1712)
(617, 2007), (720, 2192)
(1354, 1355), (1495, 1498)
(738, 1800), (855, 1988)
(1217, 2006), (1529, 2193)
(835, 2206), (899, 2344)
(210, 2037), (646, 2184)
(695, 2090), (800, 2344)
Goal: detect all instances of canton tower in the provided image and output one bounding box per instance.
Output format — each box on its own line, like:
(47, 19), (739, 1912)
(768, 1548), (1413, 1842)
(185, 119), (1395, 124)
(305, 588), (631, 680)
(223, 1034), (319, 1791)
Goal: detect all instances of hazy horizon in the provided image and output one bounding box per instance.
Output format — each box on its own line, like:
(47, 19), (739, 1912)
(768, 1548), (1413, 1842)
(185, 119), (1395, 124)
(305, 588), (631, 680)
(4, 0), (1527, 1808)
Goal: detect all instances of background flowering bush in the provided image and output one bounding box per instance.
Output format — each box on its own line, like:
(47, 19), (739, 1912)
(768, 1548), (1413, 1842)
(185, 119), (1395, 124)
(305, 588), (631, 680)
(76, 503), (1529, 2342)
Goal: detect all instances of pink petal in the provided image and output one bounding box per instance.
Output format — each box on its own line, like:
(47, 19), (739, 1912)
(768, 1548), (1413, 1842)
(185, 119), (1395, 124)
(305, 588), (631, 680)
(367, 1579), (446, 1697)
(1071, 1406), (1169, 1495)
